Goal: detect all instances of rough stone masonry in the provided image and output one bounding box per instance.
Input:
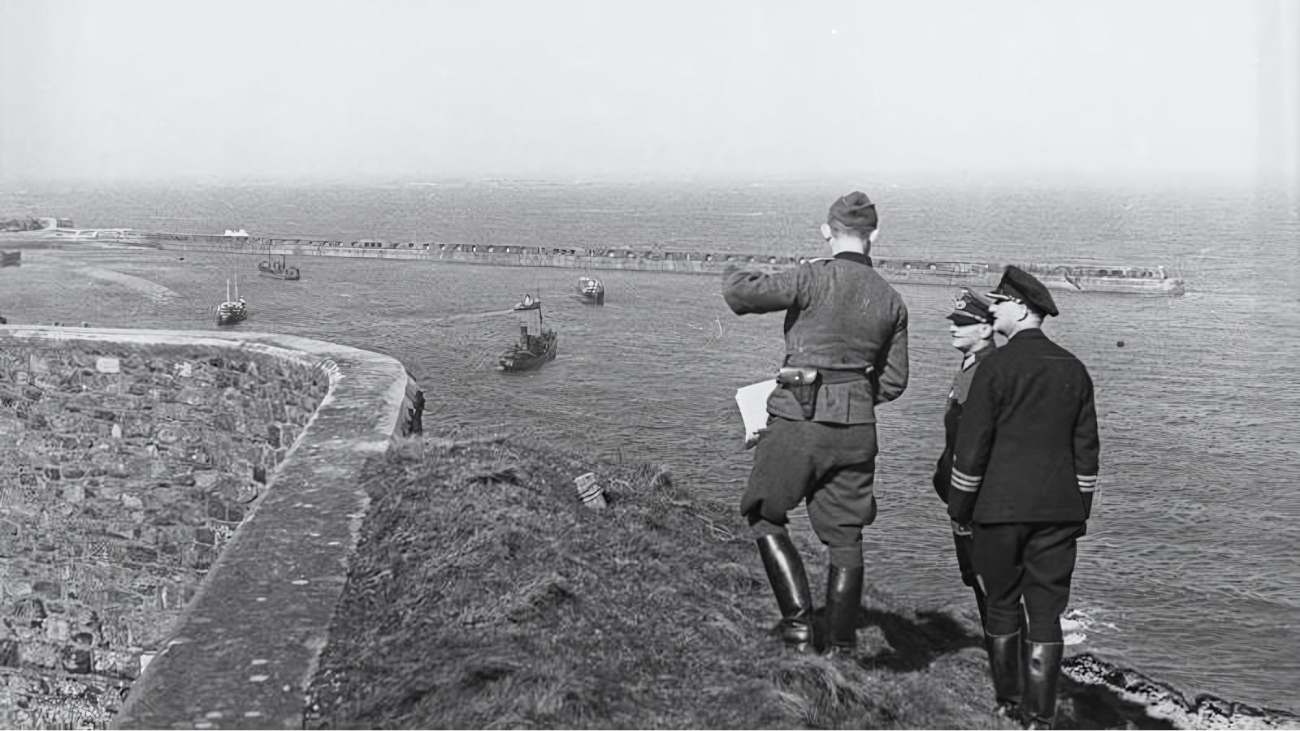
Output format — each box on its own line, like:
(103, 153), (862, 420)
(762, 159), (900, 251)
(0, 340), (329, 729)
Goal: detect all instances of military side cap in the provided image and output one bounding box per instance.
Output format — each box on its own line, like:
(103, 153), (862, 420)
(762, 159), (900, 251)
(987, 265), (1059, 317)
(947, 288), (993, 325)
(827, 191), (878, 234)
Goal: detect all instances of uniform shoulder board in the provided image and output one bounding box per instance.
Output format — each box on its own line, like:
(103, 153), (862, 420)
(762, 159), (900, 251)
(807, 257), (834, 263)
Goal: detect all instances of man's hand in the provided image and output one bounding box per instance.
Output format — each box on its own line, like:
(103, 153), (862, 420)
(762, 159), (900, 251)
(951, 519), (973, 537)
(744, 428), (768, 450)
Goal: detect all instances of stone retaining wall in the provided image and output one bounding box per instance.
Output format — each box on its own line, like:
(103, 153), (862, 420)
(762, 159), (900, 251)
(0, 326), (422, 729)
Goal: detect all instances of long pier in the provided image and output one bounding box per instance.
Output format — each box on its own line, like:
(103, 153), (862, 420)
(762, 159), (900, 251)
(10, 228), (1187, 295)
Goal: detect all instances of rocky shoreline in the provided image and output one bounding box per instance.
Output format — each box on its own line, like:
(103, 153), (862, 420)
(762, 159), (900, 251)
(1062, 653), (1299, 729)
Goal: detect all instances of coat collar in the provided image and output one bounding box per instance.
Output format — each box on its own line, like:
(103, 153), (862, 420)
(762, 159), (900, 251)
(833, 251), (873, 267)
(1007, 327), (1046, 342)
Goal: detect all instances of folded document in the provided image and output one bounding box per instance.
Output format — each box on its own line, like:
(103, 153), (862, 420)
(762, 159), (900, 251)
(734, 379), (777, 446)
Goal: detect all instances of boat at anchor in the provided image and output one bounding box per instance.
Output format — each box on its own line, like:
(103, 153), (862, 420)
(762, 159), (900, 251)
(577, 276), (605, 305)
(257, 254), (300, 281)
(216, 277), (248, 326)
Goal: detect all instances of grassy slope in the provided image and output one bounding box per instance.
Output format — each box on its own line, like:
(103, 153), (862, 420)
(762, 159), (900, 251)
(305, 433), (1008, 729)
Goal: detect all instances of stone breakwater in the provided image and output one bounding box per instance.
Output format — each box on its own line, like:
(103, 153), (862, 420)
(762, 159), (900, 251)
(0, 227), (1182, 296)
(135, 231), (1184, 295)
(0, 327), (423, 730)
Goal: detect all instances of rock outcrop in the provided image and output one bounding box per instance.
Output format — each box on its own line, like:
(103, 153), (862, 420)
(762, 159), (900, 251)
(1063, 653), (1300, 729)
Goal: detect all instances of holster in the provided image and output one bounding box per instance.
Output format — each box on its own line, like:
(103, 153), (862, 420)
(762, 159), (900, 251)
(777, 367), (821, 419)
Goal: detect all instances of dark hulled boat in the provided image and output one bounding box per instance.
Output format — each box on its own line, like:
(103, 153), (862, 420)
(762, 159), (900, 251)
(257, 254), (301, 281)
(499, 298), (557, 371)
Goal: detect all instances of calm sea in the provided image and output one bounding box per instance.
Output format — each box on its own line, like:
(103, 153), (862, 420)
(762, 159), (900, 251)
(2, 179), (1297, 711)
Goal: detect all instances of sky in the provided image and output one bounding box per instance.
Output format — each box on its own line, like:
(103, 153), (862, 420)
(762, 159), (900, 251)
(0, 0), (1295, 184)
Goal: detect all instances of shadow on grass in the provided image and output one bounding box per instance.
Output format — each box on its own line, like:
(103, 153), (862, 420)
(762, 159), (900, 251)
(843, 607), (984, 671)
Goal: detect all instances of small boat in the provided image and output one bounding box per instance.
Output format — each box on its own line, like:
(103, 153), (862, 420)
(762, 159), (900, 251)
(499, 299), (557, 372)
(257, 254), (301, 281)
(577, 276), (605, 305)
(0, 251), (20, 267)
(512, 292), (541, 311)
(216, 278), (248, 326)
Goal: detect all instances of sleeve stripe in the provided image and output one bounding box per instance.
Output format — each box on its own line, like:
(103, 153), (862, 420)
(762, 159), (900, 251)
(951, 467), (983, 493)
(1078, 485), (1097, 493)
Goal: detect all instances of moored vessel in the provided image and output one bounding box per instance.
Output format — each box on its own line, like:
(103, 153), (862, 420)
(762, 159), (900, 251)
(215, 278), (248, 326)
(577, 276), (605, 305)
(257, 254), (301, 281)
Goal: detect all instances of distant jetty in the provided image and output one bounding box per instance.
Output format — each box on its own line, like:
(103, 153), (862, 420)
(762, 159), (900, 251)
(4, 227), (1186, 295)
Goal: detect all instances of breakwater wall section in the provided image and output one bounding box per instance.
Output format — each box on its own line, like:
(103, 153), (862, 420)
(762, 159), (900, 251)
(127, 231), (1184, 296)
(0, 326), (423, 729)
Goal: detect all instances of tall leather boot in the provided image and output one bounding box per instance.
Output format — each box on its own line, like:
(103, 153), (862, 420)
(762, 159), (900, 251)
(755, 534), (814, 653)
(984, 630), (1022, 717)
(1021, 641), (1063, 729)
(822, 564), (863, 657)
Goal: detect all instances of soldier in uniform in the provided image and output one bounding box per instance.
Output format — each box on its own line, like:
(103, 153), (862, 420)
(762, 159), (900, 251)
(932, 288), (997, 627)
(948, 266), (1100, 729)
(722, 191), (909, 655)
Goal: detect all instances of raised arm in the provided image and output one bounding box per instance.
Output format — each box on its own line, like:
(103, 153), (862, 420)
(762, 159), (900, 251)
(721, 265), (803, 315)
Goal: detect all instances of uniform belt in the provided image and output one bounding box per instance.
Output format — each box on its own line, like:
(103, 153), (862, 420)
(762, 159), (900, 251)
(816, 369), (872, 384)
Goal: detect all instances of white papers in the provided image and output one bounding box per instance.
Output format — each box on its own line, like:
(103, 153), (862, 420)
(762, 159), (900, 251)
(735, 379), (777, 446)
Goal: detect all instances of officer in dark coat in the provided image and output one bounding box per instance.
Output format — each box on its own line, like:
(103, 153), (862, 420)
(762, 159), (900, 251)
(723, 191), (909, 655)
(932, 288), (997, 626)
(948, 266), (1100, 729)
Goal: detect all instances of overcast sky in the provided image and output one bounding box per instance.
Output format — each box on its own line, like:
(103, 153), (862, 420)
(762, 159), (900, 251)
(0, 0), (1295, 184)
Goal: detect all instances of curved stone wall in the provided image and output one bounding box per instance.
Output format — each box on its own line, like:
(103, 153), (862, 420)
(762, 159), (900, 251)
(0, 326), (423, 729)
